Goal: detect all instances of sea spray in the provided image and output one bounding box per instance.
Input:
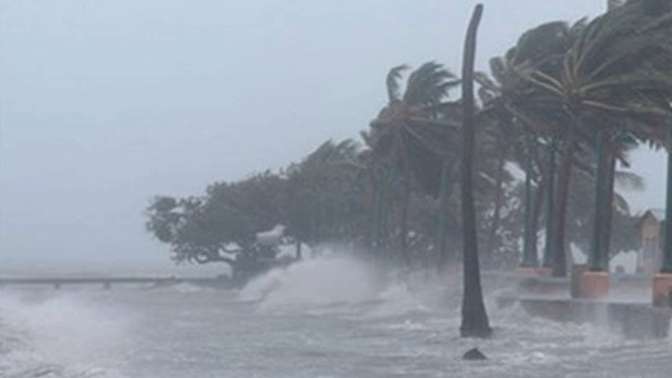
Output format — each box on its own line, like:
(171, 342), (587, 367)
(239, 254), (382, 309)
(0, 290), (130, 377)
(238, 254), (453, 320)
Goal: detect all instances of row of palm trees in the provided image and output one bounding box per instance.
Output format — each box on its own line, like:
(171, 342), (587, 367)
(147, 0), (672, 339)
(363, 0), (672, 337)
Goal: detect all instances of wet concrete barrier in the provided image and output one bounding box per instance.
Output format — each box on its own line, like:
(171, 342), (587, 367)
(496, 295), (671, 339)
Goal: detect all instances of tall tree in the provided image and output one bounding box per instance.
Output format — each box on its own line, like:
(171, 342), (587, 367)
(459, 3), (492, 339)
(369, 62), (460, 264)
(522, 2), (672, 274)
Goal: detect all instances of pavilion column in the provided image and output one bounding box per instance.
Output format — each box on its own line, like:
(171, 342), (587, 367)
(653, 130), (672, 306)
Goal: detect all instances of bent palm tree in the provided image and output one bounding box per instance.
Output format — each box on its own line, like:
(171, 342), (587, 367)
(521, 3), (672, 274)
(368, 62), (460, 264)
(459, 3), (491, 339)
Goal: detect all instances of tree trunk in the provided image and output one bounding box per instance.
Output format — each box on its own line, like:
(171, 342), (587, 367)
(552, 127), (576, 277)
(399, 173), (411, 266)
(485, 145), (507, 259)
(437, 161), (456, 272)
(377, 171), (390, 255)
(459, 4), (491, 339)
(367, 172), (379, 251)
(590, 131), (609, 272)
(543, 140), (556, 268)
(530, 172), (546, 263)
(601, 149), (616, 270)
(661, 135), (672, 273)
(522, 134), (539, 267)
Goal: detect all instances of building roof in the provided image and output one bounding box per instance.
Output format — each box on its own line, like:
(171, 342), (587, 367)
(640, 209), (666, 223)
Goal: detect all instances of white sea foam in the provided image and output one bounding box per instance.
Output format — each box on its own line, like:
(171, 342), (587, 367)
(240, 255), (381, 310)
(238, 254), (442, 320)
(172, 282), (214, 294)
(0, 291), (130, 377)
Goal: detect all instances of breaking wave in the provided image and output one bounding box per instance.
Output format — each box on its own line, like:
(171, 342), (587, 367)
(238, 254), (437, 318)
(0, 291), (129, 378)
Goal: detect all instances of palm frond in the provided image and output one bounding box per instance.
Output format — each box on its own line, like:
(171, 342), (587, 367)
(386, 64), (409, 102)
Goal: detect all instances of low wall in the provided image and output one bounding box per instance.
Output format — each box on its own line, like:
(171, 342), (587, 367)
(496, 296), (671, 339)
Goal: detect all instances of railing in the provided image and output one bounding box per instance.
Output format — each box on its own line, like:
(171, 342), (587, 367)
(0, 276), (231, 290)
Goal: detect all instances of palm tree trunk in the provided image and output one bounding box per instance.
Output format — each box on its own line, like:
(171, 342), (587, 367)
(485, 145), (507, 259)
(437, 161), (457, 271)
(552, 127), (576, 277)
(590, 131), (609, 271)
(377, 170), (391, 255)
(367, 173), (378, 250)
(459, 3), (491, 339)
(522, 134), (539, 267)
(530, 173), (546, 262)
(543, 140), (556, 267)
(601, 149), (616, 270)
(399, 172), (411, 266)
(437, 162), (451, 269)
(661, 134), (672, 273)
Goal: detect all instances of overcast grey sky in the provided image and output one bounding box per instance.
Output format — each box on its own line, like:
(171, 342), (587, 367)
(0, 0), (665, 266)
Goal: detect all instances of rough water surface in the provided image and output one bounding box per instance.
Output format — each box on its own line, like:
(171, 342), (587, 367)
(1, 256), (671, 378)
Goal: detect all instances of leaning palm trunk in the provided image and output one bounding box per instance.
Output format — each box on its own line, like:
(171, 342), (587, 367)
(552, 126), (576, 277)
(601, 148), (616, 269)
(459, 3), (491, 338)
(368, 172), (380, 251)
(522, 134), (539, 267)
(399, 172), (411, 266)
(530, 173), (547, 262)
(485, 145), (507, 259)
(437, 161), (455, 271)
(590, 131), (610, 271)
(543, 141), (557, 267)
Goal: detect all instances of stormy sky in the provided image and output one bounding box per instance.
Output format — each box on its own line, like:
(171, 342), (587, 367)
(0, 0), (663, 267)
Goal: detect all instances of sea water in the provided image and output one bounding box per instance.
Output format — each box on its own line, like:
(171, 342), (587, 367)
(1, 256), (671, 378)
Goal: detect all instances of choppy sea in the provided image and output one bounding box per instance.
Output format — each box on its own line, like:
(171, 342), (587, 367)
(1, 256), (671, 377)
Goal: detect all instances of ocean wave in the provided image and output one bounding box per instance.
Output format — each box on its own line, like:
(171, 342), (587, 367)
(0, 291), (129, 378)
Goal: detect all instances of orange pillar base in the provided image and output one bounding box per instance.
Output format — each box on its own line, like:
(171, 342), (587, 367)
(577, 271), (609, 299)
(652, 273), (672, 307)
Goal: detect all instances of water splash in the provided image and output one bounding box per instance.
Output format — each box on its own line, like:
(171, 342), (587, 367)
(0, 291), (130, 377)
(239, 255), (381, 309)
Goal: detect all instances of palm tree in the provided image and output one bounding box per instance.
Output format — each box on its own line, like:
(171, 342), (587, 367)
(476, 21), (584, 270)
(459, 3), (491, 339)
(369, 62), (460, 264)
(520, 3), (672, 276)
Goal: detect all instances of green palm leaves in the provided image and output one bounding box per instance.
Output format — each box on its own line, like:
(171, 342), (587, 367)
(369, 62), (461, 197)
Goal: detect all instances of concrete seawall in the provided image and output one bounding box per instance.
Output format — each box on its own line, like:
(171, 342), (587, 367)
(483, 271), (672, 339)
